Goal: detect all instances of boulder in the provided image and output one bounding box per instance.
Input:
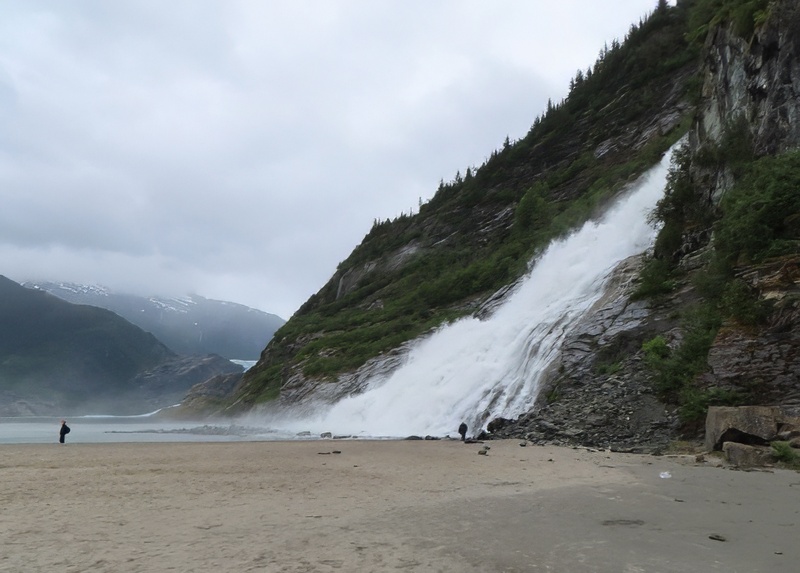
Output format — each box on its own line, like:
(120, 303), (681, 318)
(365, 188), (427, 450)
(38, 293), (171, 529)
(704, 406), (782, 451)
(722, 442), (775, 468)
(486, 417), (513, 433)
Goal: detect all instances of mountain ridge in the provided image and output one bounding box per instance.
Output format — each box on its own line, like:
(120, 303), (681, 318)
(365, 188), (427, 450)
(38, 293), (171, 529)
(23, 281), (284, 360)
(0, 275), (242, 416)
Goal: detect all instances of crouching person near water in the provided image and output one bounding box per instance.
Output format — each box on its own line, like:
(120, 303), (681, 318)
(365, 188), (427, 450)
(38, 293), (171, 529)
(59, 420), (70, 444)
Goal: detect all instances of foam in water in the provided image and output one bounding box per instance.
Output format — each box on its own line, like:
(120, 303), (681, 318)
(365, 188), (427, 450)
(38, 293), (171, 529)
(269, 145), (678, 438)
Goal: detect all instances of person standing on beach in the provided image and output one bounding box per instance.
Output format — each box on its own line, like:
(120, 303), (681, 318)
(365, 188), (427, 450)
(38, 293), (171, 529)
(59, 420), (70, 444)
(458, 422), (468, 442)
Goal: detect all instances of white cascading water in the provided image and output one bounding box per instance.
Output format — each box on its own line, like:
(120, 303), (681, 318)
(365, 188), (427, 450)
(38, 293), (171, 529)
(276, 144), (678, 438)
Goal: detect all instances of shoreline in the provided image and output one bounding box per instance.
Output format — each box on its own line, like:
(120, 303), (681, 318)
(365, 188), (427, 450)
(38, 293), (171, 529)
(2, 439), (798, 572)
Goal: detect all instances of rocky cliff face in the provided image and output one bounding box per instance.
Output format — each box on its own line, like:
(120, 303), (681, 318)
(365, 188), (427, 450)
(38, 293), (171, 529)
(697, 4), (800, 157)
(692, 8), (800, 409)
(487, 254), (695, 452)
(700, 256), (800, 405)
(492, 4), (800, 451)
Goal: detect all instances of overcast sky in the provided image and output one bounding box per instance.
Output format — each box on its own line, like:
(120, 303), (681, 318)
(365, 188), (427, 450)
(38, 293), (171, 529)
(1, 1), (666, 319)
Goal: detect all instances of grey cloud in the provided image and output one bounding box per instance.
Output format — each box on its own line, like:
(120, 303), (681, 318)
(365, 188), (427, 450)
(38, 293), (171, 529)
(0, 0), (664, 318)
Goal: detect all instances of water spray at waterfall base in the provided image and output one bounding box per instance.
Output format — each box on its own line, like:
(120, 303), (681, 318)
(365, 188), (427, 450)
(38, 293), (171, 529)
(254, 143), (680, 439)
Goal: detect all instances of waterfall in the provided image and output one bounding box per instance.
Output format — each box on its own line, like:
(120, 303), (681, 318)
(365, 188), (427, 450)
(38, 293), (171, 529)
(274, 144), (677, 438)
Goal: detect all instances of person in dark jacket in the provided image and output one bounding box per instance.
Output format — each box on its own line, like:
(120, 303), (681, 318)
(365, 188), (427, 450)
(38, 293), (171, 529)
(59, 420), (71, 444)
(458, 422), (468, 442)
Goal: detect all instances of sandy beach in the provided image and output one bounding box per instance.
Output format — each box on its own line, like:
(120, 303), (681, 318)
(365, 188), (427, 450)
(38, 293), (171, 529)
(1, 439), (798, 573)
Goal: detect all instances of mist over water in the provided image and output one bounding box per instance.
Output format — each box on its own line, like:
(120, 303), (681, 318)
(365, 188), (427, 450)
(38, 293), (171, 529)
(0, 414), (289, 444)
(268, 144), (678, 439)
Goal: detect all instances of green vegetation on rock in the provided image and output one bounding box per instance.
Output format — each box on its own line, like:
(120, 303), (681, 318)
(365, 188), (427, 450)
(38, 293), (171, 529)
(771, 441), (800, 469)
(637, 0), (799, 431)
(642, 135), (800, 428)
(716, 151), (800, 266)
(686, 0), (771, 43)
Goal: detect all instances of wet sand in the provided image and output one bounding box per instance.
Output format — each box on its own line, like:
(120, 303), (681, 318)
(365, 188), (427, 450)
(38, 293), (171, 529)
(1, 439), (798, 572)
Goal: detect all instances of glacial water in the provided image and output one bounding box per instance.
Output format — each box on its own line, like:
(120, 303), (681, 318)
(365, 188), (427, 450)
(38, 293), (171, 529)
(0, 414), (300, 444)
(0, 363), (263, 444)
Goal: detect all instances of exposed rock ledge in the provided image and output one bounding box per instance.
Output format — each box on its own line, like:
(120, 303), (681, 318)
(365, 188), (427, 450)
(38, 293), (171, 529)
(486, 254), (686, 453)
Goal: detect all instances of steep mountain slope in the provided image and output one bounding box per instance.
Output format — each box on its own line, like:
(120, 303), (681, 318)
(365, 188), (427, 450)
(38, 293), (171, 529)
(179, 1), (698, 416)
(0, 275), (241, 415)
(24, 282), (284, 360)
(179, 0), (799, 450)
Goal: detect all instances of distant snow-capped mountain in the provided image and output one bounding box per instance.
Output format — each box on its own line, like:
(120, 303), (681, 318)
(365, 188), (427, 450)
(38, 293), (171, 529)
(24, 282), (285, 360)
